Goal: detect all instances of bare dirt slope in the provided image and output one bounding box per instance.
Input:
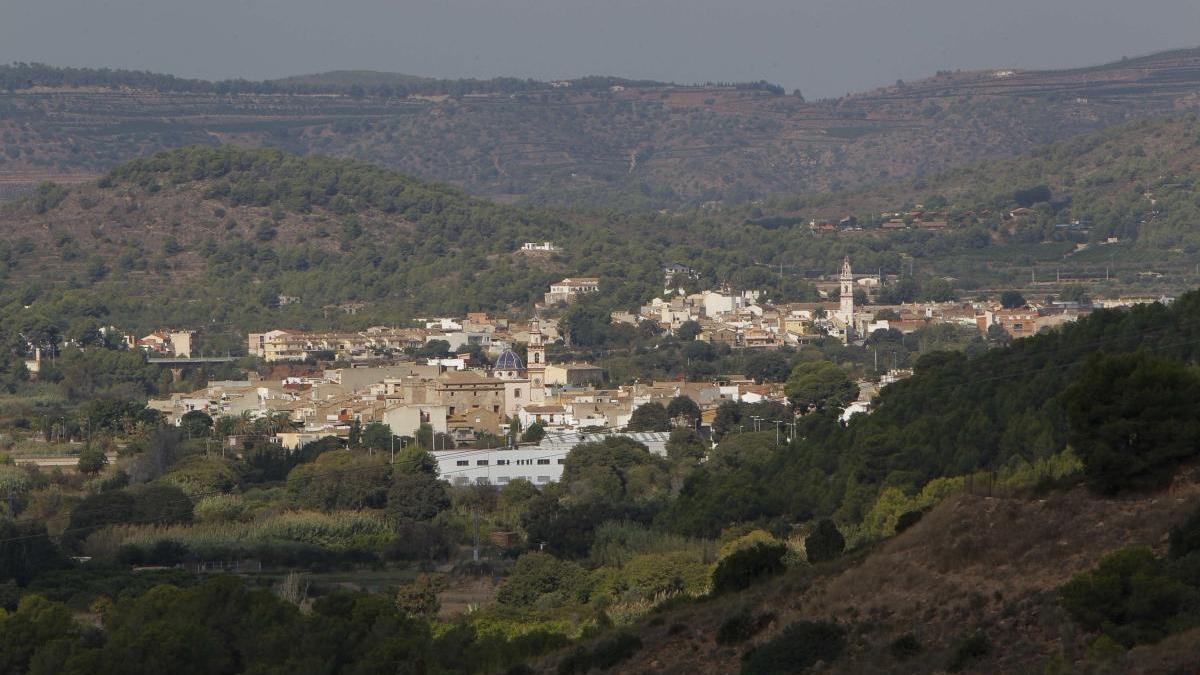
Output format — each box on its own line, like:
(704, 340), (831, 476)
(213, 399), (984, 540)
(539, 468), (1200, 674)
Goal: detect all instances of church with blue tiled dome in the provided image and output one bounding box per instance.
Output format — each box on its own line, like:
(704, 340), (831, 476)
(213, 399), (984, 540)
(494, 348), (525, 380)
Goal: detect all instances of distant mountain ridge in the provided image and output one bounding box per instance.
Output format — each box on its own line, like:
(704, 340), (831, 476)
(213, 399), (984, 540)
(1, 48), (1199, 209)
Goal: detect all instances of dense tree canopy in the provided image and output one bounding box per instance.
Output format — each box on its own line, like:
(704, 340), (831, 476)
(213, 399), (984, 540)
(785, 361), (857, 412)
(1065, 352), (1200, 493)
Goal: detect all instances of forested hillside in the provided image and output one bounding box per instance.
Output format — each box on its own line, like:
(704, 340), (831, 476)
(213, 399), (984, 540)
(4, 48), (1200, 208)
(0, 125), (1196, 354)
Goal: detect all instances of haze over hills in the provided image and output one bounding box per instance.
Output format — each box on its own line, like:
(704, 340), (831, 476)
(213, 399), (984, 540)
(3, 47), (1200, 208)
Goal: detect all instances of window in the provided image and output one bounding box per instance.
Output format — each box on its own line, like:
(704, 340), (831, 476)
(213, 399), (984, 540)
(476, 460), (489, 466)
(557, 459), (565, 465)
(454, 477), (469, 486)
(537, 459), (550, 465)
(497, 476), (510, 484)
(496, 459), (509, 466)
(456, 460), (468, 466)
(536, 475), (550, 483)
(475, 477), (490, 486)
(514, 388), (522, 398)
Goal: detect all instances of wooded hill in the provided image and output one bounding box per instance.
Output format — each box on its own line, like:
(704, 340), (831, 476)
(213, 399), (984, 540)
(743, 115), (1200, 286)
(0, 122), (1196, 350)
(3, 48), (1200, 208)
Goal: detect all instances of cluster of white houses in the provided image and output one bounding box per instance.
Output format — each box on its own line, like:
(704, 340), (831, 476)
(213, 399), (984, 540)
(154, 310), (788, 486)
(144, 261), (1180, 488)
(623, 257), (1171, 347)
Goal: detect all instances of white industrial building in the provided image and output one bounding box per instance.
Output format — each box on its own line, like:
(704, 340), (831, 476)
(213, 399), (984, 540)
(434, 431), (671, 487)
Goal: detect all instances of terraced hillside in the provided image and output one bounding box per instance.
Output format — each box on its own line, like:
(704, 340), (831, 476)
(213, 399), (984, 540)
(3, 48), (1200, 208)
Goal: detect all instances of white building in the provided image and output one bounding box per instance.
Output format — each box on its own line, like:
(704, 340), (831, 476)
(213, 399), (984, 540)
(433, 431), (671, 487)
(544, 278), (600, 305)
(383, 404), (449, 438)
(701, 291), (739, 317)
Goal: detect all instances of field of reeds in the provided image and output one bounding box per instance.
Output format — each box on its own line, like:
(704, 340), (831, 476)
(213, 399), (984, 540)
(85, 510), (395, 566)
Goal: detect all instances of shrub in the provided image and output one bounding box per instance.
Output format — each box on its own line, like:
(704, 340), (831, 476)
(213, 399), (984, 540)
(616, 552), (712, 599)
(711, 541), (787, 594)
(1169, 505), (1200, 559)
(557, 632), (642, 675)
(894, 509), (925, 534)
(716, 610), (775, 646)
(131, 483), (193, 525)
(1060, 547), (1200, 646)
(948, 632), (991, 672)
(386, 522), (455, 561)
(889, 633), (922, 660)
(387, 472), (450, 522)
(161, 455), (240, 499)
(77, 447), (107, 476)
(497, 553), (591, 608)
(740, 621), (845, 675)
(805, 519), (845, 563)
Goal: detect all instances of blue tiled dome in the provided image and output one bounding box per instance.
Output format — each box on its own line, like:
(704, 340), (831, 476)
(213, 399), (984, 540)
(495, 349), (525, 371)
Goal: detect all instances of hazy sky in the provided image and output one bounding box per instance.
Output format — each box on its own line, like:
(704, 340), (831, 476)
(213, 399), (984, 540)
(3, 0), (1199, 98)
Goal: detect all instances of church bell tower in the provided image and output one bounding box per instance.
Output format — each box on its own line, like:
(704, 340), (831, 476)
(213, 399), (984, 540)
(527, 318), (546, 403)
(839, 256), (855, 341)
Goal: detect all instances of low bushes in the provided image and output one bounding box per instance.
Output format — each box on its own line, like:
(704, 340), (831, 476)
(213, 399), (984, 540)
(804, 519), (845, 563)
(947, 632), (991, 672)
(1060, 546), (1200, 647)
(712, 540), (787, 594)
(497, 553), (591, 608)
(889, 633), (922, 660)
(740, 621), (845, 674)
(556, 632), (642, 675)
(893, 509), (925, 534)
(716, 609), (775, 646)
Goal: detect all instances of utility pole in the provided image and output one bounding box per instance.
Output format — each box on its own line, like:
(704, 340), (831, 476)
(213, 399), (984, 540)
(471, 507), (480, 563)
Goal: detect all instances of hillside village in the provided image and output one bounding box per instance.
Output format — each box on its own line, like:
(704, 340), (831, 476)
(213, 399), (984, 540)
(123, 258), (1172, 493)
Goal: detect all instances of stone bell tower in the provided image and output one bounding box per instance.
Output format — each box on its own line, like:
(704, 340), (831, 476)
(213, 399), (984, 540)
(839, 256), (855, 340)
(526, 317), (546, 403)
